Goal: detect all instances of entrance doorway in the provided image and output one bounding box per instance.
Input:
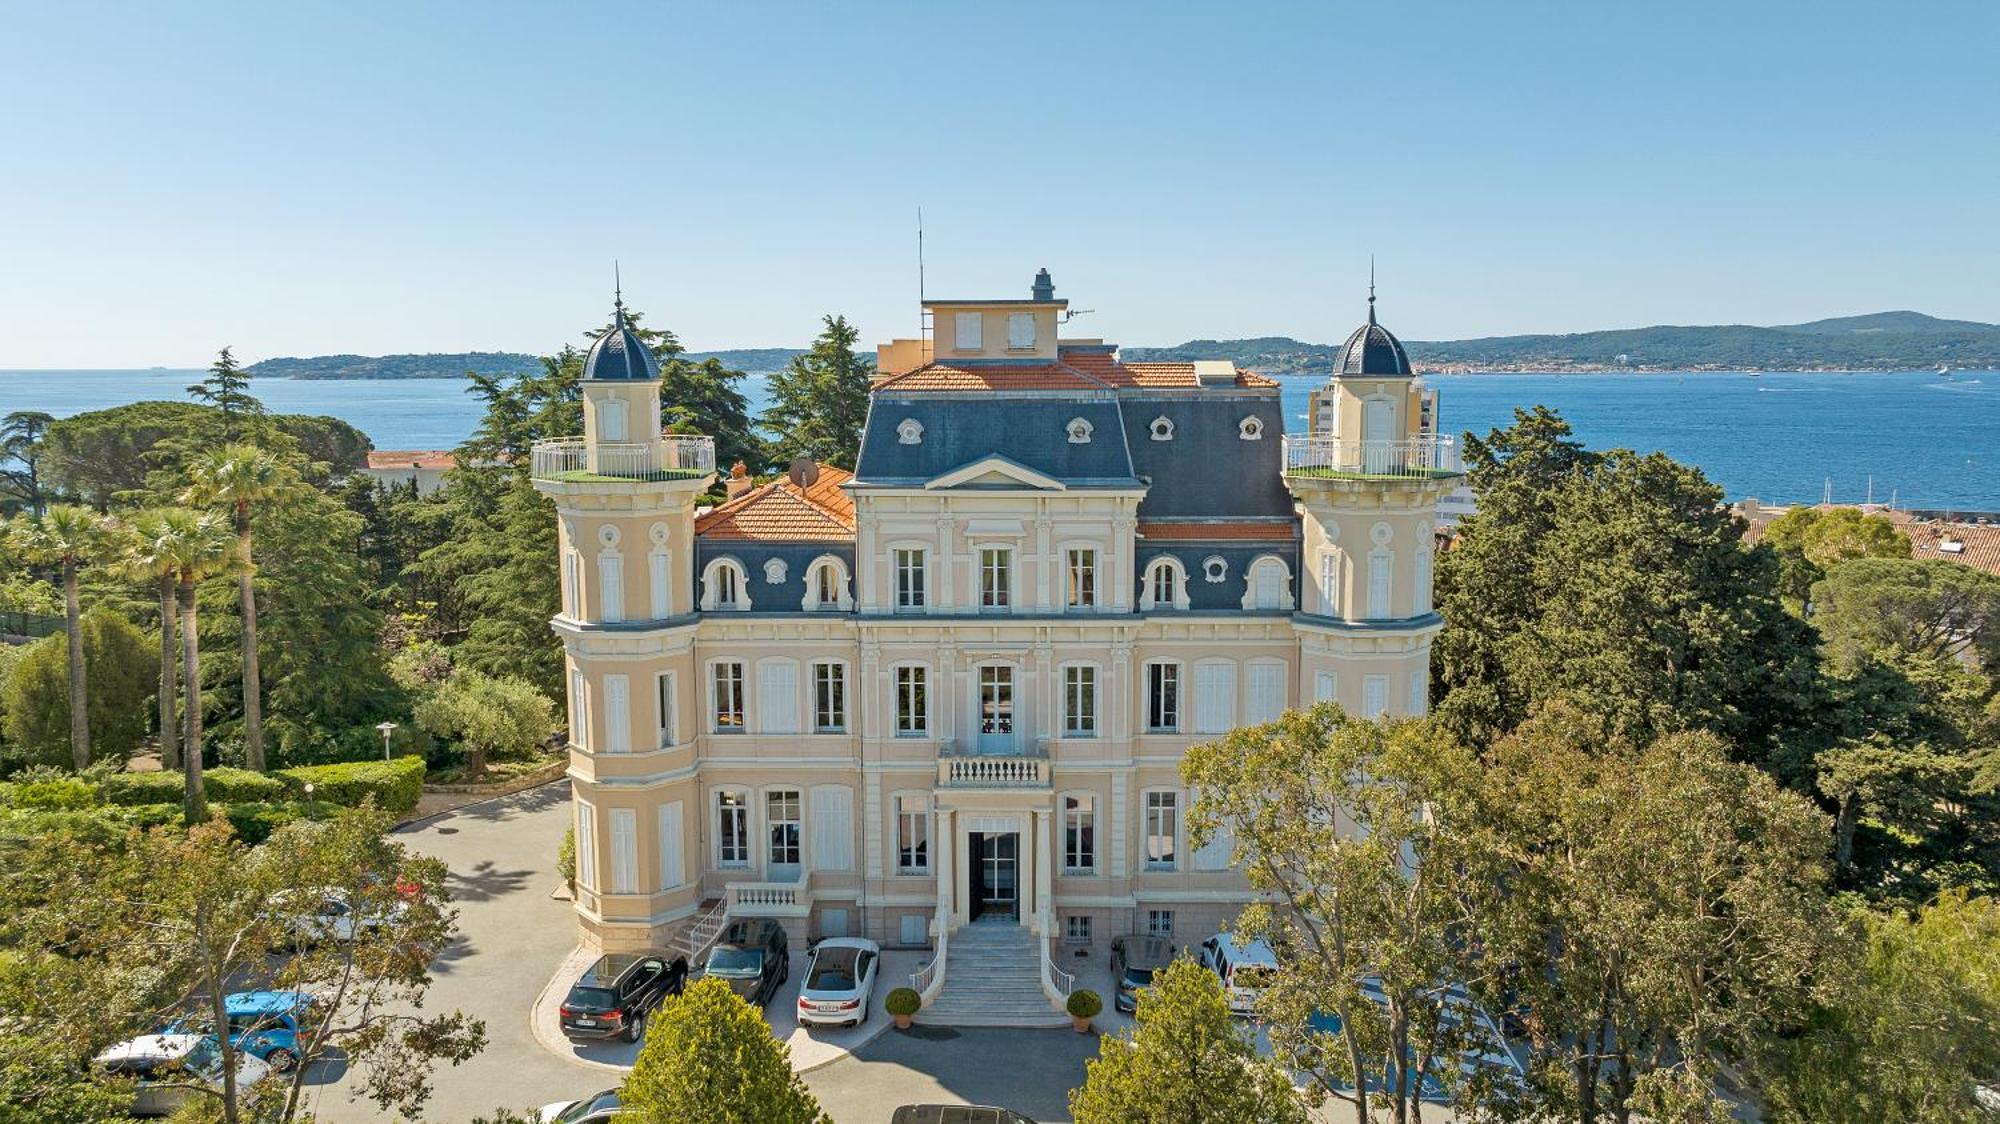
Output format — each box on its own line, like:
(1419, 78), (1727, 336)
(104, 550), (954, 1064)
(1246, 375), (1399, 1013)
(967, 831), (1019, 920)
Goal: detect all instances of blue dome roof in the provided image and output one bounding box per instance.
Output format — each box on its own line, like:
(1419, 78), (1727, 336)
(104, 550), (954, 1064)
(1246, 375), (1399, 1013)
(583, 305), (660, 382)
(1336, 297), (1412, 377)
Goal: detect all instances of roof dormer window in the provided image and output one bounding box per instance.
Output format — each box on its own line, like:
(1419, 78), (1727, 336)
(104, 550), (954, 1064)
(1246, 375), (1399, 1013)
(954, 311), (983, 351)
(1066, 417), (1093, 444)
(897, 418), (924, 445)
(1238, 416), (1265, 441)
(1149, 416), (1175, 442)
(1008, 312), (1036, 350)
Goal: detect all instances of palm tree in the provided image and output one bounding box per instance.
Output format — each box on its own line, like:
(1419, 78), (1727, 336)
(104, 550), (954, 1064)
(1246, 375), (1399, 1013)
(119, 509), (190, 771)
(158, 509), (236, 825)
(0, 410), (54, 516)
(10, 505), (112, 769)
(184, 444), (285, 772)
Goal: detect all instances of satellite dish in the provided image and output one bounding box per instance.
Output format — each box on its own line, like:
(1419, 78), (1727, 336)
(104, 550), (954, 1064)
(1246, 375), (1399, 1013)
(788, 457), (820, 489)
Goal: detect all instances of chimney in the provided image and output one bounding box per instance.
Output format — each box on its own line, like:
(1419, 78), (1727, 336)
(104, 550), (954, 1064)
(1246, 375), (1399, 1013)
(1032, 268), (1055, 302)
(725, 461), (753, 500)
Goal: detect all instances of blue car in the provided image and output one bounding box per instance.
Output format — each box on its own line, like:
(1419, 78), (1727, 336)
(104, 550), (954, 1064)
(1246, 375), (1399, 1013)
(220, 991), (316, 1072)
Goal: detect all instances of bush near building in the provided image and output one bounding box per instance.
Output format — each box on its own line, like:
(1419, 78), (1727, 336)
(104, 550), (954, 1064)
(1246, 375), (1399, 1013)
(275, 755), (426, 815)
(98, 766), (285, 806)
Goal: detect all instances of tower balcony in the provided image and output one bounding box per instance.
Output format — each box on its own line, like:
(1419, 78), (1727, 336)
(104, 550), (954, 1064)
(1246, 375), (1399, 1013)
(529, 434), (716, 485)
(1281, 434), (1462, 483)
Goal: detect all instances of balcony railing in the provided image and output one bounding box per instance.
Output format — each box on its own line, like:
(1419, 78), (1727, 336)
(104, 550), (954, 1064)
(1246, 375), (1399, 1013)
(724, 874), (813, 917)
(1282, 435), (1462, 481)
(530, 435), (716, 484)
(938, 740), (1052, 789)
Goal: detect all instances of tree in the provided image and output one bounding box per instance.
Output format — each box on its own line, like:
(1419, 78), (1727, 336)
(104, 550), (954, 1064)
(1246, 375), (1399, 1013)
(760, 315), (871, 469)
(412, 668), (552, 778)
(1, 609), (156, 770)
(1478, 707), (1836, 1124)
(8, 504), (115, 769)
(1069, 958), (1308, 1124)
(185, 347), (264, 440)
(1811, 557), (2000, 673)
(1761, 890), (2000, 1124)
(0, 807), (486, 1124)
(39, 401), (368, 509)
(159, 509), (237, 823)
(1432, 410), (1825, 781)
(117, 508), (189, 770)
(184, 444), (289, 771)
(0, 1033), (132, 1124)
(619, 977), (830, 1124)
(1762, 505), (1910, 610)
(0, 409), (54, 516)
(1181, 706), (1514, 1124)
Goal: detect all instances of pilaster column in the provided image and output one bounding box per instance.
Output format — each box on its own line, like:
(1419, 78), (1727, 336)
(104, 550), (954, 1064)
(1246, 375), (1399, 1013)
(1033, 808), (1054, 936)
(934, 806), (956, 931)
(934, 516), (953, 610)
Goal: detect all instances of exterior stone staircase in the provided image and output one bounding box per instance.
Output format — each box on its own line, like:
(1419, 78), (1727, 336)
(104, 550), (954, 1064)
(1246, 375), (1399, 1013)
(918, 918), (1068, 1027)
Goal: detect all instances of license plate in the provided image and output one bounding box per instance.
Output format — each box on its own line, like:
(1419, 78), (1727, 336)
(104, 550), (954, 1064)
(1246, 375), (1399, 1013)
(575, 1018), (596, 1027)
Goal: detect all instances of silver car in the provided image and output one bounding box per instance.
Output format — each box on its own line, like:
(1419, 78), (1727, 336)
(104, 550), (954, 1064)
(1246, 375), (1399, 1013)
(795, 937), (880, 1028)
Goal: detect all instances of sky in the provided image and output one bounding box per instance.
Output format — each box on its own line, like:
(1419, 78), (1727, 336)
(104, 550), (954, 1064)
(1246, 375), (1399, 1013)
(2, 1), (1997, 367)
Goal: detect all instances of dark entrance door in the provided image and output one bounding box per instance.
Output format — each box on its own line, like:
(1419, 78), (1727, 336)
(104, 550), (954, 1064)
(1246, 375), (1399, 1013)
(967, 831), (1019, 920)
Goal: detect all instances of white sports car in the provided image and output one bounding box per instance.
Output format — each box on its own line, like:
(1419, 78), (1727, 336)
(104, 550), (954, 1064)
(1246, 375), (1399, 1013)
(795, 937), (881, 1028)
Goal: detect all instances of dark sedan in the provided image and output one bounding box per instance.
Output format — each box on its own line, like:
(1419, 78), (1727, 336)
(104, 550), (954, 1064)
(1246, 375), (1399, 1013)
(701, 919), (790, 1007)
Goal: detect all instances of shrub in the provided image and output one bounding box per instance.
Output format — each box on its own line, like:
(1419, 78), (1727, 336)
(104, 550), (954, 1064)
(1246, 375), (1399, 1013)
(204, 767), (286, 804)
(884, 987), (922, 1017)
(97, 771), (185, 807)
(412, 670), (553, 778)
(0, 775), (101, 810)
(277, 756), (426, 815)
(216, 801), (309, 846)
(0, 803), (179, 847)
(0, 610), (156, 770)
(100, 767), (279, 807)
(558, 825), (576, 897)
(1067, 989), (1103, 1020)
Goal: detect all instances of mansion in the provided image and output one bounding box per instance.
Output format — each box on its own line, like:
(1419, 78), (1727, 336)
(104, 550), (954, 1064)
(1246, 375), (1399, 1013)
(531, 270), (1460, 1017)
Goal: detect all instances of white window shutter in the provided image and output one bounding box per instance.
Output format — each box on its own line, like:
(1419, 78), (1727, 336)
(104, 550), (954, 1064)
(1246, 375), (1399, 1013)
(604, 675), (630, 753)
(1192, 815), (1233, 871)
(658, 800), (685, 889)
(1194, 662), (1236, 734)
(575, 801), (598, 891)
(1414, 549), (1433, 614)
(1368, 551), (1392, 619)
(1315, 671), (1338, 704)
(759, 661), (799, 734)
(1008, 312), (1035, 349)
(599, 553), (624, 623)
(650, 551), (670, 619)
(1245, 663), (1284, 725)
(810, 785), (853, 871)
(569, 669), (588, 748)
(954, 311), (983, 349)
(599, 399), (628, 442)
(1363, 675), (1389, 718)
(609, 808), (637, 894)
(1409, 672), (1429, 716)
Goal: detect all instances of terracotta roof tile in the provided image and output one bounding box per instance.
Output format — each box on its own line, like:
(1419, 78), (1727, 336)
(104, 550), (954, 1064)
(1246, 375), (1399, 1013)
(695, 464), (856, 542)
(365, 450), (456, 471)
(1896, 518), (2000, 578)
(1137, 520), (1300, 541)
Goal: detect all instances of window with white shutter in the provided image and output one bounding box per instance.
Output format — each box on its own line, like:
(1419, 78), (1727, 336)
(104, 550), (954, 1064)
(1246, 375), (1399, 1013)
(650, 550), (670, 619)
(598, 553), (624, 623)
(603, 675), (630, 753)
(1414, 549), (1433, 614)
(575, 801), (598, 891)
(1319, 552), (1340, 615)
(1409, 672), (1429, 715)
(655, 671), (675, 748)
(1363, 674), (1389, 718)
(1007, 312), (1036, 349)
(810, 785), (853, 871)
(569, 669), (588, 748)
(1192, 815), (1233, 871)
(954, 311), (983, 350)
(658, 800), (684, 889)
(1315, 670), (1338, 704)
(759, 660), (799, 734)
(1193, 662), (1237, 734)
(1245, 662), (1284, 725)
(609, 808), (637, 894)
(598, 399), (628, 442)
(1368, 549), (1392, 619)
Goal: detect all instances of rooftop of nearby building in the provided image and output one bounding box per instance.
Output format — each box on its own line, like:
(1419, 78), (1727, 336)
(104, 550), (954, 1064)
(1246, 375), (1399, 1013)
(364, 450), (457, 471)
(872, 344), (1277, 394)
(1735, 500), (2000, 579)
(694, 462), (855, 542)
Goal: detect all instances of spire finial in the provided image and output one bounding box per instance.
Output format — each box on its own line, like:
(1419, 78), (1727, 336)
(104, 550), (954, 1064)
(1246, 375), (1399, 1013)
(613, 261), (626, 324)
(1367, 255), (1377, 325)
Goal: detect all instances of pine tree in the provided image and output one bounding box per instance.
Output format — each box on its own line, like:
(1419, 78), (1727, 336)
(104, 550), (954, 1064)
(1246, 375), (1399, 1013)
(186, 347), (265, 440)
(759, 315), (871, 470)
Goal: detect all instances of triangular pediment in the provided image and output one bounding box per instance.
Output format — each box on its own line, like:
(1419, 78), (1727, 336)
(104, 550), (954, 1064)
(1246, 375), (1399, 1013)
(923, 455), (1067, 492)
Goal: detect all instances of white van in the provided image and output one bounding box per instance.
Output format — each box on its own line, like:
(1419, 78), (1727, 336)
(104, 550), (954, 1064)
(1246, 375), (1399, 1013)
(1197, 933), (1279, 1015)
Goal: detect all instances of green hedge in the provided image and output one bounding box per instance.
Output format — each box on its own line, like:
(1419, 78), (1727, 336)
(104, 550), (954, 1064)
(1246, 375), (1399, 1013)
(0, 801), (311, 847)
(0, 776), (102, 810)
(218, 801), (311, 846)
(276, 756), (425, 815)
(97, 767), (286, 807)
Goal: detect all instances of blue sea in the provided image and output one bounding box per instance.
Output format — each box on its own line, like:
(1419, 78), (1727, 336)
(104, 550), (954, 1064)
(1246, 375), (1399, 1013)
(1, 368), (1994, 510)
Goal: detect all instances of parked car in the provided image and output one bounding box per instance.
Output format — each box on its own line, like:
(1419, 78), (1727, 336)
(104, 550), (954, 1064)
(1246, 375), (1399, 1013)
(93, 1033), (272, 1117)
(702, 918), (789, 1007)
(796, 937), (880, 1028)
(1197, 933), (1279, 1015)
(559, 952), (688, 1042)
(269, 887), (406, 945)
(1108, 934), (1177, 1014)
(1305, 978), (1525, 1102)
(891, 1106), (1037, 1124)
(538, 1088), (628, 1122)
(169, 991), (317, 1072)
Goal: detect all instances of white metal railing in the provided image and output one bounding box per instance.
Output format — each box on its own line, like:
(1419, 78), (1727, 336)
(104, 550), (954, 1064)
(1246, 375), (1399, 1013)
(1281, 434), (1461, 480)
(1040, 910), (1076, 1008)
(912, 904), (950, 1003)
(530, 434), (716, 483)
(670, 897), (729, 963)
(725, 874), (813, 916)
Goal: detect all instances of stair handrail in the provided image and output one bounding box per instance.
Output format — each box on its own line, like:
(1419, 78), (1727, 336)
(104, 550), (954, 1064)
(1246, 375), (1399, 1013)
(911, 903), (950, 1003)
(675, 897), (729, 964)
(1039, 909), (1075, 1008)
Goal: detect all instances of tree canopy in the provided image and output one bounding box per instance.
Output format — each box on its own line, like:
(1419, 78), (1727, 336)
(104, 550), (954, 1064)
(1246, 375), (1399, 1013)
(619, 977), (830, 1124)
(759, 315), (871, 470)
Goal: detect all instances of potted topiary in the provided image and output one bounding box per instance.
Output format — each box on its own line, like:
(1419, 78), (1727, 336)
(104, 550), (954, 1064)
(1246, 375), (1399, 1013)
(1067, 988), (1102, 1033)
(884, 987), (922, 1030)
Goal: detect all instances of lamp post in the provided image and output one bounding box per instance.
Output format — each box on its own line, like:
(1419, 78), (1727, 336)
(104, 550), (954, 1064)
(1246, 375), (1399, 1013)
(377, 720), (398, 762)
(303, 782), (316, 819)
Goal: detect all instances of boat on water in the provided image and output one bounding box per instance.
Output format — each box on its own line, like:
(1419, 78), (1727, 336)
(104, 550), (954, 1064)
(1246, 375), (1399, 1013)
(1939, 365), (1952, 377)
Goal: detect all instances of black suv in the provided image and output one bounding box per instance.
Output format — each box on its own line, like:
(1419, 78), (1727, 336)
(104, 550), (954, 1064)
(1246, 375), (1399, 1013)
(702, 919), (790, 1007)
(559, 952), (688, 1042)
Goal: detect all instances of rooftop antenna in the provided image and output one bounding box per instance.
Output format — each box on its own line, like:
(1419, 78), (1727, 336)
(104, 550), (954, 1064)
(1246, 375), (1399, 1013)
(613, 261), (625, 322)
(1368, 255), (1378, 325)
(917, 207), (930, 356)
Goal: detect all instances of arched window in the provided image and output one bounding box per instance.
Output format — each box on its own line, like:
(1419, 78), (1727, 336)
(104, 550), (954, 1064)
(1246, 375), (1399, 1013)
(700, 558), (750, 611)
(1066, 417), (1094, 444)
(1140, 557), (1188, 611)
(1238, 415), (1265, 441)
(1148, 416), (1175, 442)
(897, 418), (924, 445)
(801, 555), (852, 611)
(1202, 555), (1228, 584)
(1241, 555), (1294, 611)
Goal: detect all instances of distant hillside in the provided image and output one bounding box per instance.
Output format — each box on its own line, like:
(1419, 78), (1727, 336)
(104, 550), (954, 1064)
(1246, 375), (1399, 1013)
(1125, 311), (2000, 374)
(249, 348), (802, 379)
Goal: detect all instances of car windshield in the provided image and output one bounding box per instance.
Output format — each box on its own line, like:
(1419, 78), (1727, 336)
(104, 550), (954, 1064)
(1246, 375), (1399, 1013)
(807, 948), (860, 991)
(707, 947), (763, 976)
(1120, 967), (1156, 989)
(182, 1039), (223, 1081)
(553, 1091), (622, 1123)
(1231, 966), (1276, 989)
(564, 986), (619, 1012)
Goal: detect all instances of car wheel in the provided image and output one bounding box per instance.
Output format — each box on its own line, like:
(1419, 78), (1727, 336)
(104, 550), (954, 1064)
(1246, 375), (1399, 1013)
(624, 1012), (645, 1043)
(264, 1048), (298, 1073)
